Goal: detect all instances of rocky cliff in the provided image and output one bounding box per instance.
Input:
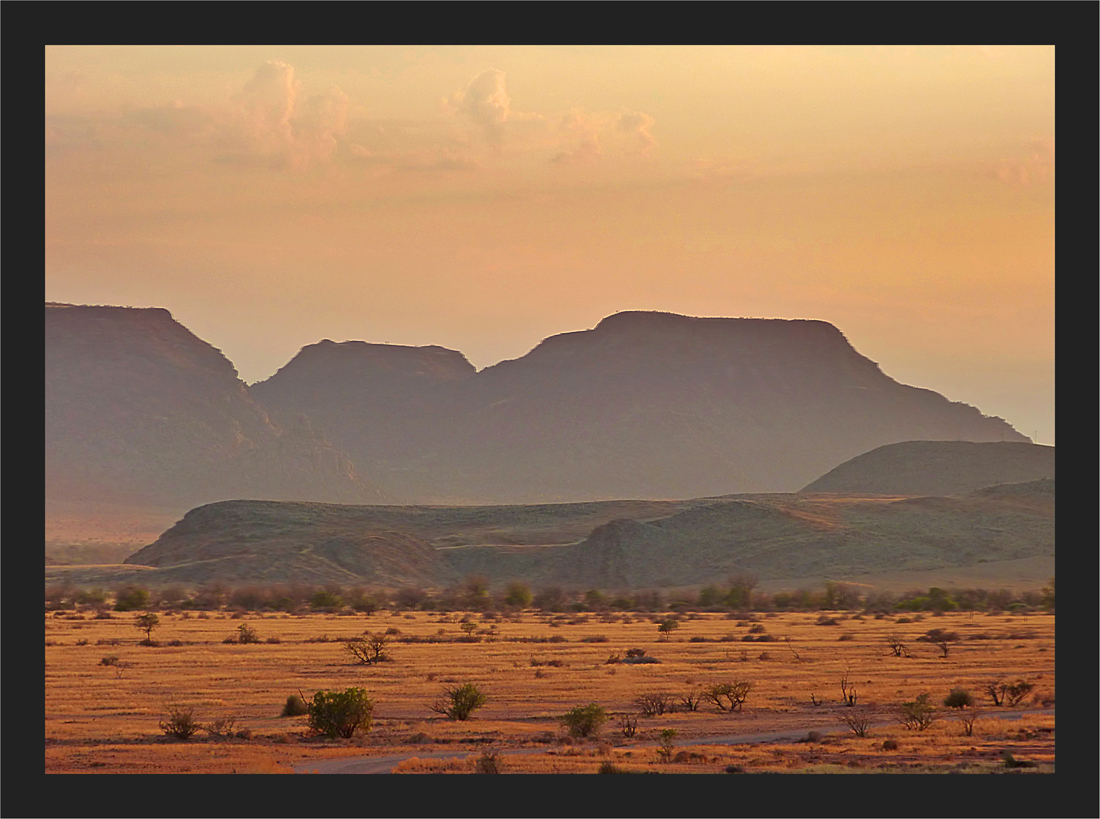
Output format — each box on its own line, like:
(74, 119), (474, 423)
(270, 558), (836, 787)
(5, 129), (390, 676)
(45, 303), (383, 509)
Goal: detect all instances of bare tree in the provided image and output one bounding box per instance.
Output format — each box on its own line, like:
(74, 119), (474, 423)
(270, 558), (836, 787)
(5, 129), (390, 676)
(840, 709), (873, 737)
(885, 634), (910, 658)
(957, 707), (982, 737)
(840, 667), (858, 707)
(635, 692), (675, 717)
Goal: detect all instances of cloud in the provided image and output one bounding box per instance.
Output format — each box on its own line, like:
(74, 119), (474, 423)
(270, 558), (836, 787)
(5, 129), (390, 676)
(124, 101), (215, 138)
(549, 108), (656, 166)
(200, 60), (352, 169)
(617, 110), (656, 156)
(449, 69), (512, 146)
(234, 60), (299, 153)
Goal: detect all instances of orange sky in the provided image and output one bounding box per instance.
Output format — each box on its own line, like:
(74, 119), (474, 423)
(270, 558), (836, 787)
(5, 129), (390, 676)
(45, 46), (1054, 443)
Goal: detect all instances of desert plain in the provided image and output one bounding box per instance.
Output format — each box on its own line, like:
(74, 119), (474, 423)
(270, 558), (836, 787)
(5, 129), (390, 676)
(45, 602), (1053, 775)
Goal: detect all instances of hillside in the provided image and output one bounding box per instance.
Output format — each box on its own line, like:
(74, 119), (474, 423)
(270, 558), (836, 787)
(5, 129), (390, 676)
(801, 441), (1055, 496)
(254, 310), (1029, 503)
(45, 304), (383, 510)
(117, 480), (1054, 588)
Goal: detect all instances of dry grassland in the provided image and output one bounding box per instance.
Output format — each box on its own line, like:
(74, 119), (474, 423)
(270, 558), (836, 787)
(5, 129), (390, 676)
(45, 608), (1053, 774)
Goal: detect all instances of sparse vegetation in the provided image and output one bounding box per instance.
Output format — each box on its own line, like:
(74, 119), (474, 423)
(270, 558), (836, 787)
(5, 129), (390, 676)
(474, 750), (502, 773)
(44, 606), (1054, 774)
(430, 683), (487, 721)
(635, 691), (675, 717)
(897, 693), (936, 731)
(986, 679), (1035, 707)
(657, 728), (677, 761)
(343, 632), (390, 665)
(617, 713), (638, 738)
(560, 703), (608, 738)
(943, 688), (975, 709)
(159, 704), (202, 740)
(703, 681), (754, 712)
(307, 688), (374, 738)
(840, 709), (873, 737)
(657, 618), (680, 641)
(281, 694), (309, 717)
(113, 585), (150, 612)
(133, 612), (160, 644)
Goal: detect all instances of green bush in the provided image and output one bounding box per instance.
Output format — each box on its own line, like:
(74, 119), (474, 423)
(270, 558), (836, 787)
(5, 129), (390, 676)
(114, 585), (150, 612)
(307, 688), (374, 738)
(430, 683), (488, 721)
(897, 693), (936, 730)
(560, 703), (608, 738)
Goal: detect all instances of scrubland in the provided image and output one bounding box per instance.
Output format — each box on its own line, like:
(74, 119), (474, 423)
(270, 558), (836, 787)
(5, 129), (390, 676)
(45, 605), (1053, 774)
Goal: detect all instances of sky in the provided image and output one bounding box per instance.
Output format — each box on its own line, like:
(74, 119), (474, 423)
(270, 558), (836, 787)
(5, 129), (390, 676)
(45, 46), (1055, 444)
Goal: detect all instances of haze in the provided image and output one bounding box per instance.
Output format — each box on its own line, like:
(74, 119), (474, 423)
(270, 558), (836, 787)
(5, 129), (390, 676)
(44, 45), (1054, 443)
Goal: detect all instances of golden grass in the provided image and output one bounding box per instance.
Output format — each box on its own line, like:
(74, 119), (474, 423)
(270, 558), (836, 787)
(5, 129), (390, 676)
(45, 608), (1054, 774)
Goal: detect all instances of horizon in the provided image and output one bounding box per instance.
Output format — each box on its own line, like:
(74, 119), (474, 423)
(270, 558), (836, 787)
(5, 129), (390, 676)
(45, 46), (1054, 444)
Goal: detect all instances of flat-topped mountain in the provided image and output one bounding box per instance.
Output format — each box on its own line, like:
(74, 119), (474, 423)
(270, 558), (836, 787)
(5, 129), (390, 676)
(251, 339), (476, 468)
(255, 310), (1028, 503)
(45, 304), (383, 509)
(801, 441), (1055, 496)
(47, 305), (1030, 515)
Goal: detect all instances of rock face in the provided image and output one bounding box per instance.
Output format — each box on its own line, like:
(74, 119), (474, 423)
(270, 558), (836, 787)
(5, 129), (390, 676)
(45, 304), (383, 509)
(801, 441), (1055, 496)
(255, 310), (1030, 503)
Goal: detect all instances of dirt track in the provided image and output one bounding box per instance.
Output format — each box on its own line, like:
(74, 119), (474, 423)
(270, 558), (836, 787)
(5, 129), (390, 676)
(291, 707), (1053, 774)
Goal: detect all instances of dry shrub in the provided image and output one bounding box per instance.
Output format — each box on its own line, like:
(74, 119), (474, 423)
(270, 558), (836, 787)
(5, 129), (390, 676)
(160, 705), (202, 740)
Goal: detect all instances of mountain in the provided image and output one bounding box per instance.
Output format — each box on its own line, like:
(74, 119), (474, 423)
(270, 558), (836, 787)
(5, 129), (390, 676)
(254, 310), (1029, 503)
(801, 441), (1055, 496)
(45, 303), (383, 510)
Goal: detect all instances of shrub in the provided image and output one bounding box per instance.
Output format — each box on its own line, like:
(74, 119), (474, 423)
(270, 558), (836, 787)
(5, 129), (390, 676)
(204, 716), (249, 739)
(703, 681), (754, 712)
(657, 729), (677, 761)
(503, 582), (533, 609)
(897, 693), (936, 730)
(159, 704), (202, 740)
(431, 683), (487, 721)
(310, 589), (344, 610)
(618, 713), (638, 738)
(560, 703), (608, 738)
(840, 709), (873, 737)
(635, 692), (675, 717)
(598, 761), (628, 773)
(1003, 680), (1035, 707)
(474, 751), (502, 774)
(679, 690), (703, 712)
(235, 623), (260, 644)
(943, 688), (975, 709)
(343, 632), (390, 664)
(307, 688), (374, 738)
(985, 679), (1035, 707)
(114, 585), (150, 612)
(281, 694), (309, 717)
